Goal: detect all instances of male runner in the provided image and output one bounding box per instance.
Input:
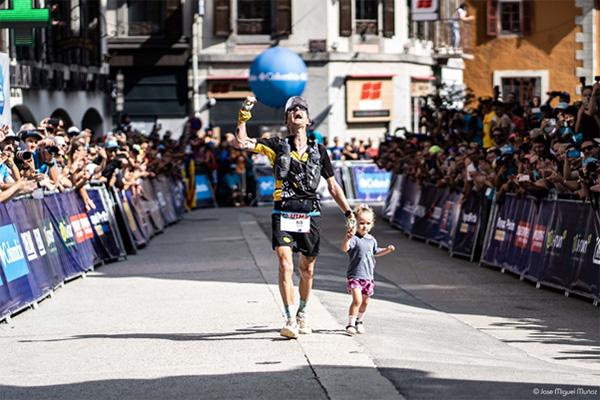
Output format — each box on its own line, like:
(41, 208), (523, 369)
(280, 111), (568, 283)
(236, 96), (355, 338)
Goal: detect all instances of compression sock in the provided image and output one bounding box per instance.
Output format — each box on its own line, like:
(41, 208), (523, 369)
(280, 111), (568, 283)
(357, 312), (365, 322)
(284, 304), (293, 320)
(297, 299), (307, 315)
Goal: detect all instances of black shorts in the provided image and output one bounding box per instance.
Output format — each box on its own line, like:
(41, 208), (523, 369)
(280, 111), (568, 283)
(271, 213), (321, 257)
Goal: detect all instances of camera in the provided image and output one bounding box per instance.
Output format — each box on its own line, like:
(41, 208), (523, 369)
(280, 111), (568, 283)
(15, 150), (33, 161)
(567, 149), (581, 159)
(47, 145), (60, 155)
(586, 160), (599, 172)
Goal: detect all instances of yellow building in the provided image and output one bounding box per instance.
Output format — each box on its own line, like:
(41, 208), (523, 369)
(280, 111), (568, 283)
(464, 0), (599, 104)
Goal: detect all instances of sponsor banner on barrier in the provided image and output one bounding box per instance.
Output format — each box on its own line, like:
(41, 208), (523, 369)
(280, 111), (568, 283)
(140, 180), (166, 232)
(482, 195), (537, 274)
(350, 165), (391, 202)
(383, 174), (402, 220)
(126, 190), (153, 241)
(0, 177), (184, 321)
(391, 179), (421, 233)
(411, 185), (446, 240)
(530, 200), (597, 295)
(87, 188), (124, 261)
(257, 177), (275, 202)
(253, 165), (275, 204)
(0, 223), (29, 283)
(434, 190), (461, 248)
(7, 199), (64, 299)
(451, 191), (483, 257)
(0, 204), (37, 319)
(195, 175), (215, 206)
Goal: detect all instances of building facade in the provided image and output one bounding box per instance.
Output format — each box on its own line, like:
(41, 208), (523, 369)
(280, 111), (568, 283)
(464, 0), (600, 103)
(3, 0), (111, 133)
(195, 0), (468, 142)
(105, 0), (194, 135)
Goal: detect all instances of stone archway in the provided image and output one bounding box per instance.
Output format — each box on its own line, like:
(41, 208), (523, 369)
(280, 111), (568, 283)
(50, 108), (74, 129)
(11, 105), (36, 130)
(81, 108), (104, 135)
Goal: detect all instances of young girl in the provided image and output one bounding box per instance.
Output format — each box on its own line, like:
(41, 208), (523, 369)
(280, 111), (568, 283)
(341, 204), (395, 334)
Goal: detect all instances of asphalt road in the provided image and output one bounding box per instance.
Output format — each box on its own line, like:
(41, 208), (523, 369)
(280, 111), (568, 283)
(248, 205), (600, 400)
(0, 206), (598, 400)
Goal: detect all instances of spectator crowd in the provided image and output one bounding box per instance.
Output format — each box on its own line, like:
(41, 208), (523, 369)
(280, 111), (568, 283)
(11, 79), (598, 210)
(0, 115), (184, 207)
(376, 81), (600, 204)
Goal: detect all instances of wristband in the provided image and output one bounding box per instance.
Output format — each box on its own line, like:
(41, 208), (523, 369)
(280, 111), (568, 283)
(237, 109), (252, 124)
(344, 210), (353, 218)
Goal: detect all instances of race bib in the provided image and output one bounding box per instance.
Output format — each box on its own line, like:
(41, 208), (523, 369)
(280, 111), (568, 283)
(280, 213), (311, 233)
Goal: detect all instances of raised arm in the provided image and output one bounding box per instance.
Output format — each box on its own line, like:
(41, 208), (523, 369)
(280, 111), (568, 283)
(235, 96), (257, 151)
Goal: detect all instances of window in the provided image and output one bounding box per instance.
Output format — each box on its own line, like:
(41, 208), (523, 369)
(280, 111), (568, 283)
(487, 0), (533, 37)
(493, 70), (548, 105)
(501, 77), (541, 105)
(237, 0), (271, 35)
(355, 0), (378, 35)
(499, 1), (520, 34)
(127, 0), (165, 36)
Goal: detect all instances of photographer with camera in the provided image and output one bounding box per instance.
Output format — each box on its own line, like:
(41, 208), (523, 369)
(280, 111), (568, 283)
(583, 78), (600, 138)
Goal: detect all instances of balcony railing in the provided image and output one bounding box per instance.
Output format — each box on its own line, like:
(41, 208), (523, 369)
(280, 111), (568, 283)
(409, 19), (474, 57)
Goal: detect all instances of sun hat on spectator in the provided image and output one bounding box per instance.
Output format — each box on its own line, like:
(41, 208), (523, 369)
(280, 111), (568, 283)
(529, 128), (543, 139)
(67, 126), (80, 137)
(105, 139), (119, 149)
(54, 136), (66, 148)
(555, 101), (569, 110)
(583, 157), (598, 167)
(428, 145), (443, 155)
(1, 126), (19, 143)
(19, 128), (43, 141)
(500, 144), (515, 155)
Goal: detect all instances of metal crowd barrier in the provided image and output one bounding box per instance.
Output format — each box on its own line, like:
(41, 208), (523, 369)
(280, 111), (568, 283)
(0, 176), (186, 323)
(383, 174), (600, 305)
(251, 160), (392, 205)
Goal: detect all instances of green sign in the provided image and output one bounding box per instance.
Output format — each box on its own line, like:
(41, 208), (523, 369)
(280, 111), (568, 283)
(0, 0), (50, 46)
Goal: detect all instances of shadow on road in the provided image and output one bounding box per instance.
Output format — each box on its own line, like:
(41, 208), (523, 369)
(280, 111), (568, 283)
(0, 366), (598, 400)
(87, 207), (599, 368)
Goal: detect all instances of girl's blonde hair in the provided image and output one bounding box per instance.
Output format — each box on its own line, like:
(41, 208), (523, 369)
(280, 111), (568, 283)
(354, 203), (375, 222)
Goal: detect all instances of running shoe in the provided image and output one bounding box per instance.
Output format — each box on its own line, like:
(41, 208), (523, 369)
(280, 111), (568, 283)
(355, 321), (365, 334)
(296, 312), (312, 334)
(280, 320), (299, 339)
(345, 324), (357, 335)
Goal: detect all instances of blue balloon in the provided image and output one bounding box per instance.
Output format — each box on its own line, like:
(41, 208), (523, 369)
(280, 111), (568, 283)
(249, 47), (307, 108)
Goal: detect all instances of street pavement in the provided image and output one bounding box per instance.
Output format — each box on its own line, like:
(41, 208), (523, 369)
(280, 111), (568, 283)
(0, 206), (598, 400)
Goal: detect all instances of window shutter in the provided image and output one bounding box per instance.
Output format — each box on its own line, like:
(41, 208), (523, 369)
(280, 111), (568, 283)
(214, 0), (231, 37)
(166, 0), (182, 39)
(486, 0), (498, 36)
(274, 0), (292, 36)
(339, 0), (352, 37)
(521, 0), (533, 35)
(382, 0), (395, 38)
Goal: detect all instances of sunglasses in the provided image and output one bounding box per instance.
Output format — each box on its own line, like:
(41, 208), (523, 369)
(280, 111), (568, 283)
(287, 105), (307, 113)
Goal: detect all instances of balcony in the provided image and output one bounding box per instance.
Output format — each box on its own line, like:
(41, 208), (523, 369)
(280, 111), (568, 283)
(409, 19), (474, 60)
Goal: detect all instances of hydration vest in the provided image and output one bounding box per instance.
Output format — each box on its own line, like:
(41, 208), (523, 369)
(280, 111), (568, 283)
(275, 136), (322, 194)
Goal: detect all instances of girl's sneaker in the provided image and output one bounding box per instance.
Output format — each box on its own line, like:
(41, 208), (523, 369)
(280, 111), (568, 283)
(355, 321), (365, 334)
(345, 324), (357, 335)
(296, 312), (312, 334)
